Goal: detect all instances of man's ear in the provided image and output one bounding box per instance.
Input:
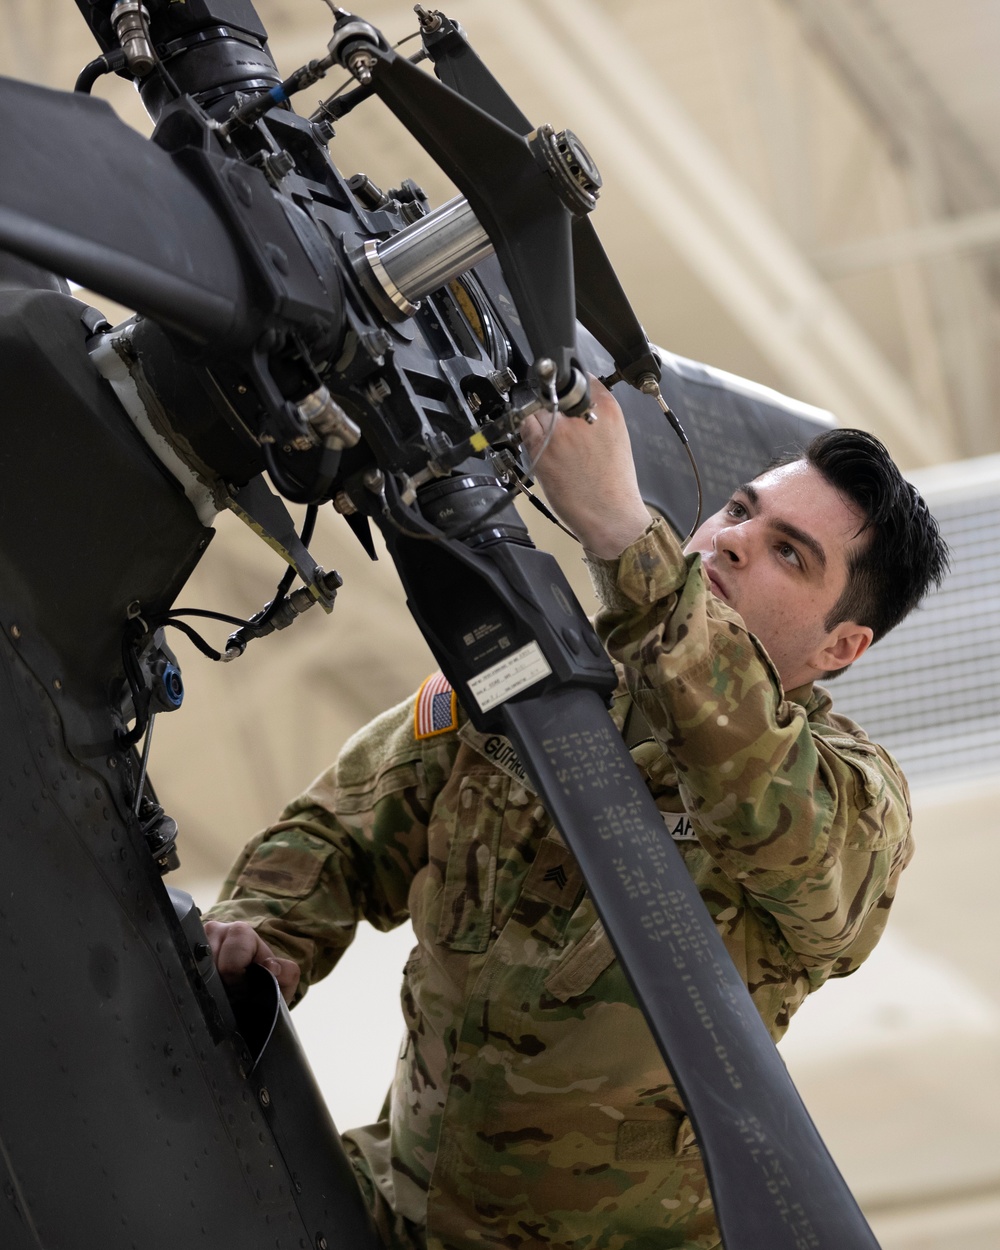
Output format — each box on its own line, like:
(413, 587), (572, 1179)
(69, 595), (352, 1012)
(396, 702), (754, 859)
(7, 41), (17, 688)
(815, 622), (874, 675)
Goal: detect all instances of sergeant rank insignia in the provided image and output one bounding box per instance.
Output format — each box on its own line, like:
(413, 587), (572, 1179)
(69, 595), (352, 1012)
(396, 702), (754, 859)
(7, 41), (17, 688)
(414, 671), (458, 740)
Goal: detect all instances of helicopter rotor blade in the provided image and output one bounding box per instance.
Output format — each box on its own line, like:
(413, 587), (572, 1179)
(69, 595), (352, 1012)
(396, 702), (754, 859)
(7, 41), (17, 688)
(0, 76), (251, 342)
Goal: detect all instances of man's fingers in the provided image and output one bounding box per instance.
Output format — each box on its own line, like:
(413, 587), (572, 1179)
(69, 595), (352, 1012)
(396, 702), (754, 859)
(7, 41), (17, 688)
(269, 958), (301, 1004)
(520, 408), (558, 463)
(520, 377), (650, 558)
(204, 919), (259, 980)
(203, 920), (299, 1001)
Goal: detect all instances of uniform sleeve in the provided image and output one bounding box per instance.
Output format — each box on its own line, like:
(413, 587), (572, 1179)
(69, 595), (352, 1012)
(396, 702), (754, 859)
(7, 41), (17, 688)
(203, 693), (460, 1001)
(588, 517), (914, 970)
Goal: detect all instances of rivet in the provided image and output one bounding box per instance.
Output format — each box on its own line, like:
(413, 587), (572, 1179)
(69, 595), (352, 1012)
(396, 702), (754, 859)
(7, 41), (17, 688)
(108, 757), (118, 769)
(10, 624), (21, 639)
(53, 678), (62, 690)
(259, 1086), (271, 1107)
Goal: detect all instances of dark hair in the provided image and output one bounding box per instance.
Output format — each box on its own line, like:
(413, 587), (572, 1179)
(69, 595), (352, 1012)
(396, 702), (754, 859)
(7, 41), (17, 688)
(776, 428), (949, 677)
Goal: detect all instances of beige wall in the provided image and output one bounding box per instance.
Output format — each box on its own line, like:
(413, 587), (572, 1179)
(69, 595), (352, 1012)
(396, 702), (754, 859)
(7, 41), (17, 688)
(782, 777), (1000, 1249)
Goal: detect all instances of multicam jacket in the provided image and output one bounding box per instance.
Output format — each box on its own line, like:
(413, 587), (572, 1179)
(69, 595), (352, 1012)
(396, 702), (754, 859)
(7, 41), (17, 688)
(206, 518), (914, 1250)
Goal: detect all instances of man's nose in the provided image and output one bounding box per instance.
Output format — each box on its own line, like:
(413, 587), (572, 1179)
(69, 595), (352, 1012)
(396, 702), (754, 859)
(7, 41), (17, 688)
(715, 523), (749, 564)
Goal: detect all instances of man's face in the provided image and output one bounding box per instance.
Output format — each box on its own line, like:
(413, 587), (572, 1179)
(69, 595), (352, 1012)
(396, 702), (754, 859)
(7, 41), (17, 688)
(683, 459), (874, 690)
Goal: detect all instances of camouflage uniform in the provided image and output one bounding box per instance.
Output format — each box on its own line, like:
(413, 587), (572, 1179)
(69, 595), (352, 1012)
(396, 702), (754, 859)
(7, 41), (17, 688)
(206, 518), (913, 1250)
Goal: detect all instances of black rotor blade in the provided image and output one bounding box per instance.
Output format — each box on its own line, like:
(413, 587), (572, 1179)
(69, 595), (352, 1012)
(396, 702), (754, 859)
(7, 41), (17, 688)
(0, 76), (250, 342)
(367, 49), (577, 384)
(503, 688), (880, 1250)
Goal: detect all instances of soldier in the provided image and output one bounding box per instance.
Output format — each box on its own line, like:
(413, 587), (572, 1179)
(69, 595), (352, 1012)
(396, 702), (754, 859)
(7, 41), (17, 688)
(204, 380), (948, 1249)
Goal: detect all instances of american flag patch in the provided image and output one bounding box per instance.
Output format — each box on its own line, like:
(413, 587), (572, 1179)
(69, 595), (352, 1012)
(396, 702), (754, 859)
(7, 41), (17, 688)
(414, 672), (458, 740)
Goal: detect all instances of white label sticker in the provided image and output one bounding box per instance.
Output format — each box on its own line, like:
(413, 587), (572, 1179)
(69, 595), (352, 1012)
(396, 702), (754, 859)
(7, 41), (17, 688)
(467, 641), (552, 713)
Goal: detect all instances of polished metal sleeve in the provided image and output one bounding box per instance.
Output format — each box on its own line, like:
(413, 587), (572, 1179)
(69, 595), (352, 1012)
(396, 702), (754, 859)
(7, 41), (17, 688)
(362, 196), (494, 314)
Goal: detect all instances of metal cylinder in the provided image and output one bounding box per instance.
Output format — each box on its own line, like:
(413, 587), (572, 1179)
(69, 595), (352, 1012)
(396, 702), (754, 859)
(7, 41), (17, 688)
(357, 196), (494, 317)
(111, 0), (156, 77)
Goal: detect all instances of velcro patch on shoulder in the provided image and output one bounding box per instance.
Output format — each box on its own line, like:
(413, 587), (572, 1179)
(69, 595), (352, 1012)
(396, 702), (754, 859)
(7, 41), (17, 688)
(235, 843), (324, 899)
(413, 671), (458, 740)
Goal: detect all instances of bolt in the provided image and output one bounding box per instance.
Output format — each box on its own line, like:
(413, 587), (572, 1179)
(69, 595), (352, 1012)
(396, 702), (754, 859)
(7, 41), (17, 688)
(414, 5), (443, 32)
(237, 384), (248, 395)
(490, 367), (516, 394)
(366, 377), (391, 404)
(258, 1086), (271, 1107)
(333, 491), (357, 516)
(346, 49), (376, 84)
(263, 150), (294, 181)
(362, 468), (385, 493)
(10, 624), (20, 639)
(108, 756), (118, 769)
(361, 328), (392, 360)
(193, 942), (210, 959)
(347, 172), (390, 210)
(316, 1236), (328, 1250)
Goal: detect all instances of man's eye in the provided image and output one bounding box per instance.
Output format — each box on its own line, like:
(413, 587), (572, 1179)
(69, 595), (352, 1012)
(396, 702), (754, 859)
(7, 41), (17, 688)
(726, 500), (747, 518)
(778, 542), (801, 567)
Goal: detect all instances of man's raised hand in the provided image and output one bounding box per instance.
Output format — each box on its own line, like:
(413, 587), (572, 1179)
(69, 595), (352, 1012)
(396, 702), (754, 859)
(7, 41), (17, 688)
(521, 377), (650, 559)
